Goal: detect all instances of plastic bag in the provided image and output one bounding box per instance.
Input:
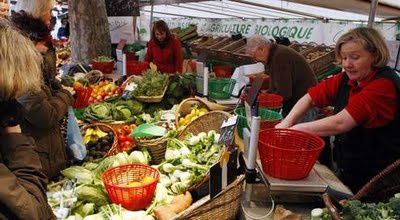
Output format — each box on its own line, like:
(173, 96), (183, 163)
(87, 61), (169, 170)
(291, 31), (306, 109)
(66, 106), (87, 161)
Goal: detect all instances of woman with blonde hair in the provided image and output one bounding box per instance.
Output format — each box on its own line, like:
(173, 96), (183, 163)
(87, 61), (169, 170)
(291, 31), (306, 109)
(12, 0), (73, 180)
(276, 27), (400, 192)
(0, 19), (55, 219)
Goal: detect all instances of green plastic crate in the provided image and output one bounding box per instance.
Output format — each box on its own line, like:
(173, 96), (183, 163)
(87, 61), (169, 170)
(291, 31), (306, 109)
(234, 107), (282, 138)
(208, 78), (236, 100)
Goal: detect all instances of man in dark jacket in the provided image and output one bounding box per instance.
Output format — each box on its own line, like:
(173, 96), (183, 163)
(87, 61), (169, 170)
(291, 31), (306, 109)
(246, 36), (317, 117)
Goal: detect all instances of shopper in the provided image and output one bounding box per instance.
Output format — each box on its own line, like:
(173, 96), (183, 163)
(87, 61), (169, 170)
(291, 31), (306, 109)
(12, 0), (73, 180)
(145, 20), (183, 74)
(276, 27), (400, 192)
(0, 20), (55, 220)
(246, 36), (317, 117)
(57, 16), (69, 40)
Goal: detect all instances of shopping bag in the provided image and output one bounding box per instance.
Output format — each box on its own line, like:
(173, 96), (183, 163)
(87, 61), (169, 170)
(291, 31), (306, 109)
(66, 106), (87, 161)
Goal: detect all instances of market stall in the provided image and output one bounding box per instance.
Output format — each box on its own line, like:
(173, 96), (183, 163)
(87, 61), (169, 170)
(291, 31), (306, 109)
(43, 0), (400, 219)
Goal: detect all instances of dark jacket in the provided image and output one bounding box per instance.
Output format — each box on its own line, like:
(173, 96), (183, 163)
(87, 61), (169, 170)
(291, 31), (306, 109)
(333, 66), (400, 193)
(12, 10), (73, 179)
(0, 133), (55, 220)
(267, 44), (317, 115)
(17, 86), (73, 180)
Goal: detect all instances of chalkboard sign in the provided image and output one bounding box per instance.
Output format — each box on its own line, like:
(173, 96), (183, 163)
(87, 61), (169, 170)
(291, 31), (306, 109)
(105, 0), (140, 17)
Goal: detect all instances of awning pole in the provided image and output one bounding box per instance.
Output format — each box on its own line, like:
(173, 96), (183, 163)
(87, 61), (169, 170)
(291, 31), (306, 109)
(150, 1), (154, 30)
(368, 0), (379, 27)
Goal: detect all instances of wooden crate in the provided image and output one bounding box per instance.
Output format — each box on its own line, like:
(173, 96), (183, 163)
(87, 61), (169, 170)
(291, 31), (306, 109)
(303, 45), (336, 75)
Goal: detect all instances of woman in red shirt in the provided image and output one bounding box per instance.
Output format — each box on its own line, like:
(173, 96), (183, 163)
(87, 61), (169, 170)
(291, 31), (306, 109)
(276, 27), (400, 193)
(145, 20), (183, 74)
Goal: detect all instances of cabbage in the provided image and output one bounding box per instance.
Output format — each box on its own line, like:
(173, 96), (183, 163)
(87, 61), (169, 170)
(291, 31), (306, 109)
(76, 185), (109, 207)
(62, 166), (93, 184)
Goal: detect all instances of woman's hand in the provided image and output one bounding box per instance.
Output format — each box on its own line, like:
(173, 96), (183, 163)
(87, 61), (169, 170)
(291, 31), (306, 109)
(275, 119), (294, 129)
(0, 125), (22, 134)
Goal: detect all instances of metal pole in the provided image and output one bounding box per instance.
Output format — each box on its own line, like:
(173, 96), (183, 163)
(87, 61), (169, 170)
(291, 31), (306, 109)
(149, 1), (154, 31)
(368, 0), (379, 27)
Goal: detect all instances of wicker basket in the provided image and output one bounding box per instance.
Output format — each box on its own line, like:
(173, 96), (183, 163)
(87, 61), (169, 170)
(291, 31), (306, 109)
(81, 123), (119, 157)
(136, 136), (167, 165)
(178, 110), (232, 191)
(178, 110), (231, 139)
(121, 75), (169, 103)
(175, 98), (211, 126)
(323, 159), (400, 220)
(174, 175), (245, 220)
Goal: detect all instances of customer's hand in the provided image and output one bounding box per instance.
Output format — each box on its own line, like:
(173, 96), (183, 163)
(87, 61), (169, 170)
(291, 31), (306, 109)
(0, 125), (22, 134)
(62, 85), (75, 95)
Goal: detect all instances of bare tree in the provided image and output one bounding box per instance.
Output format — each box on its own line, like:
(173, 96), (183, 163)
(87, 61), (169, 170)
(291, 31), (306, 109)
(68, 0), (111, 64)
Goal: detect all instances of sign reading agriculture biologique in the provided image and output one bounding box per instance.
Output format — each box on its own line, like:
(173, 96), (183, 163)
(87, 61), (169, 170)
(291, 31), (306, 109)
(162, 18), (399, 45)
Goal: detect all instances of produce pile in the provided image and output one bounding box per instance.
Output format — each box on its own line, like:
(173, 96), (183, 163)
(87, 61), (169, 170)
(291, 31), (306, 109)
(132, 69), (168, 97)
(312, 193), (400, 220)
(48, 149), (152, 219)
(305, 50), (328, 61)
(156, 130), (222, 195)
(83, 126), (115, 160)
(88, 81), (122, 104)
(94, 56), (114, 62)
(84, 99), (143, 122)
(177, 105), (208, 127)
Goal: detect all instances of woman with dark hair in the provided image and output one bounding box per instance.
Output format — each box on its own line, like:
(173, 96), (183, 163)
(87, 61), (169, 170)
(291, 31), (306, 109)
(145, 20), (183, 74)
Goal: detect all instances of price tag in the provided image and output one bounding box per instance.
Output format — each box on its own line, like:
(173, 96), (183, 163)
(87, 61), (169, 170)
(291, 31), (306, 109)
(209, 148), (238, 199)
(121, 82), (137, 100)
(218, 116), (238, 147)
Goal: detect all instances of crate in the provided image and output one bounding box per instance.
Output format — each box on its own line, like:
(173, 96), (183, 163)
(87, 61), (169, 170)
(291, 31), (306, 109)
(303, 46), (336, 75)
(289, 42), (317, 55)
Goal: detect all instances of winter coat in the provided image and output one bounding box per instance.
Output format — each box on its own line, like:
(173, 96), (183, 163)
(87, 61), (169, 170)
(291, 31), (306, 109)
(17, 86), (73, 180)
(12, 10), (73, 180)
(0, 133), (55, 220)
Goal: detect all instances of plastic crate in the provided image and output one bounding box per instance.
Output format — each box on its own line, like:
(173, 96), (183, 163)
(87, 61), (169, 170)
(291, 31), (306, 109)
(91, 61), (115, 75)
(126, 61), (149, 76)
(234, 107), (282, 138)
(208, 78), (236, 100)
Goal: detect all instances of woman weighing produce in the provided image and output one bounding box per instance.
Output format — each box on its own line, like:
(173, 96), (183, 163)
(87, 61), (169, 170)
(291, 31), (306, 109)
(145, 20), (183, 74)
(276, 27), (400, 192)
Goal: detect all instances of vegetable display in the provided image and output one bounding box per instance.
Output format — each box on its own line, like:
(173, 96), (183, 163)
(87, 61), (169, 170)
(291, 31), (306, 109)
(83, 99), (143, 122)
(155, 130), (222, 195)
(83, 127), (114, 160)
(132, 69), (168, 97)
(94, 56), (114, 62)
(48, 149), (152, 219)
(177, 105), (208, 127)
(88, 81), (122, 104)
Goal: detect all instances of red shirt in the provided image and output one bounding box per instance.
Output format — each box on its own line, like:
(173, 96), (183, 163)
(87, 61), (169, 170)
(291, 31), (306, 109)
(308, 71), (398, 128)
(144, 36), (183, 74)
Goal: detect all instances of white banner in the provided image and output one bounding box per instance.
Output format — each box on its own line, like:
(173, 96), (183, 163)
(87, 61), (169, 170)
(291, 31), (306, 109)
(108, 16), (135, 44)
(161, 18), (399, 46)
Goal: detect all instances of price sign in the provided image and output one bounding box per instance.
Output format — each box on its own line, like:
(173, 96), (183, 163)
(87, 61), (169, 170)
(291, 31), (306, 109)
(218, 115), (238, 147)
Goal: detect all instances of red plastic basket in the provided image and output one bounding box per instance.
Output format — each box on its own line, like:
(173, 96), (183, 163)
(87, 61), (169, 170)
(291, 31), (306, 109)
(258, 129), (325, 180)
(213, 65), (233, 78)
(91, 61), (115, 75)
(126, 61), (149, 76)
(258, 92), (283, 110)
(72, 87), (93, 109)
(102, 164), (160, 210)
(248, 74), (269, 90)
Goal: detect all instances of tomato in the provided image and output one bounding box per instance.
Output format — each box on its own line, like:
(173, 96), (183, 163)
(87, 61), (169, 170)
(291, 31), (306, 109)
(123, 125), (131, 134)
(116, 128), (124, 136)
(98, 81), (104, 87)
(123, 141), (132, 149)
(130, 124), (136, 130)
(125, 135), (133, 142)
(118, 135), (127, 143)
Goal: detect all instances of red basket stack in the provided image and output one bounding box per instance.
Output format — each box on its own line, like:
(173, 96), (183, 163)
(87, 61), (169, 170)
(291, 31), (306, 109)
(258, 92), (283, 111)
(102, 164), (159, 210)
(213, 65), (233, 78)
(126, 61), (149, 76)
(258, 129), (324, 180)
(72, 87), (93, 109)
(91, 61), (115, 75)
